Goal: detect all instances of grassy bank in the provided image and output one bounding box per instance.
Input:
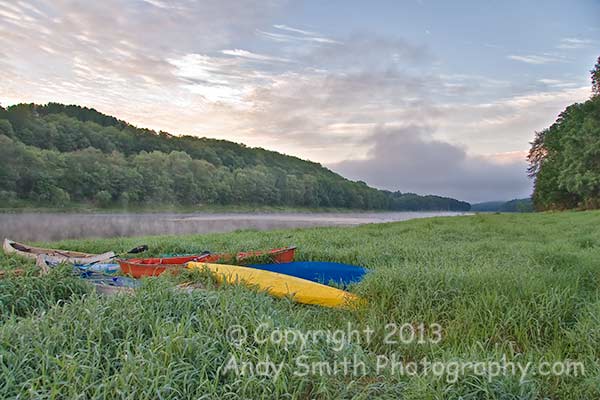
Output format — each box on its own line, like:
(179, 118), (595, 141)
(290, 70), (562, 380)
(0, 211), (599, 399)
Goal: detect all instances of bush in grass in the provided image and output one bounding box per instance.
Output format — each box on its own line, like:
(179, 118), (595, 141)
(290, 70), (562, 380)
(95, 190), (112, 208)
(49, 187), (70, 206)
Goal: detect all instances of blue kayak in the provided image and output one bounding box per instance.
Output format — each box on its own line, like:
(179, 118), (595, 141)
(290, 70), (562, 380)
(247, 261), (368, 287)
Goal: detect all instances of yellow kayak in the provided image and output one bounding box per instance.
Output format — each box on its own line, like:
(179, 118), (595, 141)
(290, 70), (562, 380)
(186, 262), (360, 308)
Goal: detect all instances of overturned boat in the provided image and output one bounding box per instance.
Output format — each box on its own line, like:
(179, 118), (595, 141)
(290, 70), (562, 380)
(186, 261), (360, 308)
(3, 238), (115, 267)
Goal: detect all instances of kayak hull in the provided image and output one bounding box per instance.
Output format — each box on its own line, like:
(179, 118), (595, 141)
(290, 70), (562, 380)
(4, 238), (93, 259)
(248, 261), (368, 287)
(118, 255), (209, 277)
(119, 246), (296, 278)
(39, 252), (117, 267)
(186, 262), (359, 308)
(4, 238), (115, 266)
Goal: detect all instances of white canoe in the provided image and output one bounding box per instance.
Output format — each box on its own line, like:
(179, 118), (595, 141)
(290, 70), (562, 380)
(3, 238), (115, 266)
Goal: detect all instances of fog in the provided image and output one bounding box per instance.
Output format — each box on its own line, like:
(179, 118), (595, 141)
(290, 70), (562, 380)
(0, 212), (470, 242)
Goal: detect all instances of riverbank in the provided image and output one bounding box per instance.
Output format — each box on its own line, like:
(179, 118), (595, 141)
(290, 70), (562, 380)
(0, 203), (385, 214)
(0, 199), (473, 215)
(1, 211), (598, 398)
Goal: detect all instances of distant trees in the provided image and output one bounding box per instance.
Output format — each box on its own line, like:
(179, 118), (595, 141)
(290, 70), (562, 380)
(470, 199), (533, 213)
(0, 119), (13, 137)
(527, 57), (600, 210)
(0, 103), (471, 211)
(501, 198), (534, 212)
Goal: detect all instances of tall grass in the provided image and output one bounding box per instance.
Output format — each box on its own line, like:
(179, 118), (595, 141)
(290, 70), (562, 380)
(0, 264), (92, 320)
(0, 211), (599, 398)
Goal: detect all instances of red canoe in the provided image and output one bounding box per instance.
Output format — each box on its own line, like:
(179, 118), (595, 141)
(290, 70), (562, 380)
(118, 246), (296, 278)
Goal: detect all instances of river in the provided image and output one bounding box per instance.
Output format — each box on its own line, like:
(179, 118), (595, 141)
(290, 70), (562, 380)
(0, 211), (470, 242)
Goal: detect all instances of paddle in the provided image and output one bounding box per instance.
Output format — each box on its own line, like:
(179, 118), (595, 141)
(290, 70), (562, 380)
(127, 245), (148, 254)
(76, 245), (149, 270)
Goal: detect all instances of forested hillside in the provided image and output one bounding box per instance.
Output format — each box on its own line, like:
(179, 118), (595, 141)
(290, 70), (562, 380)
(0, 103), (470, 210)
(471, 198), (533, 212)
(527, 57), (600, 210)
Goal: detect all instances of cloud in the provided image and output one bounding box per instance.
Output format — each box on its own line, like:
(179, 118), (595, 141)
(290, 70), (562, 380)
(108, 31), (435, 163)
(167, 53), (270, 105)
(221, 49), (291, 63)
(537, 78), (578, 88)
(0, 0), (286, 89)
(222, 35), (438, 161)
(258, 24), (341, 45)
(330, 127), (532, 203)
(507, 54), (563, 65)
(272, 24), (318, 36)
(140, 0), (172, 9)
(432, 86), (590, 156)
(0, 0), (287, 131)
(302, 33), (429, 69)
(557, 38), (593, 49)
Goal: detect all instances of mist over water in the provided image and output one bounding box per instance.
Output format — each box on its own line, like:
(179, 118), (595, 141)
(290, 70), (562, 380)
(0, 212), (469, 242)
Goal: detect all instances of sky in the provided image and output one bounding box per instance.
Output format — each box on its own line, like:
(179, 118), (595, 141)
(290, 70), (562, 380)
(0, 0), (598, 203)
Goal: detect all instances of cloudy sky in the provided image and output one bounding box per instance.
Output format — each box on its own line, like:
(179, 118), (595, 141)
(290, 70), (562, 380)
(1, 0), (598, 202)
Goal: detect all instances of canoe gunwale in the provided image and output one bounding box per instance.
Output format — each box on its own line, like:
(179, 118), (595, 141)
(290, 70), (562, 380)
(3, 238), (115, 268)
(118, 246), (297, 278)
(3, 238), (96, 258)
(39, 252), (116, 266)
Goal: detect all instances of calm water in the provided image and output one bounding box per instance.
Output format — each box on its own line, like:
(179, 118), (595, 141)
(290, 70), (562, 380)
(0, 211), (470, 242)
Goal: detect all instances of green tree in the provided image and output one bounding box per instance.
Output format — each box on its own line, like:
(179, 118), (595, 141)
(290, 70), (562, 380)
(0, 119), (14, 137)
(528, 58), (600, 210)
(95, 190), (112, 207)
(592, 55), (600, 98)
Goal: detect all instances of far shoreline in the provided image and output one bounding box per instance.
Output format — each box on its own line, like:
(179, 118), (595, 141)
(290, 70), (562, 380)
(0, 204), (472, 215)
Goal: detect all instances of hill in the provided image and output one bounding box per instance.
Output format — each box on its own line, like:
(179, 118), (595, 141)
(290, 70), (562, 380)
(469, 201), (505, 212)
(471, 198), (533, 212)
(0, 102), (470, 211)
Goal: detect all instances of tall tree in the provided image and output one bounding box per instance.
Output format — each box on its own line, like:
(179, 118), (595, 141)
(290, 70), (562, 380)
(528, 56), (600, 210)
(592, 56), (600, 98)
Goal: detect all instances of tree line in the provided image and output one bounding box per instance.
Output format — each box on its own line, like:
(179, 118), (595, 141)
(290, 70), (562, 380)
(527, 56), (600, 210)
(0, 103), (470, 211)
(470, 198), (533, 213)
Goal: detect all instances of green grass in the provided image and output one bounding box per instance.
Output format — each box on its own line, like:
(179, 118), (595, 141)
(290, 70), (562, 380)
(0, 211), (599, 399)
